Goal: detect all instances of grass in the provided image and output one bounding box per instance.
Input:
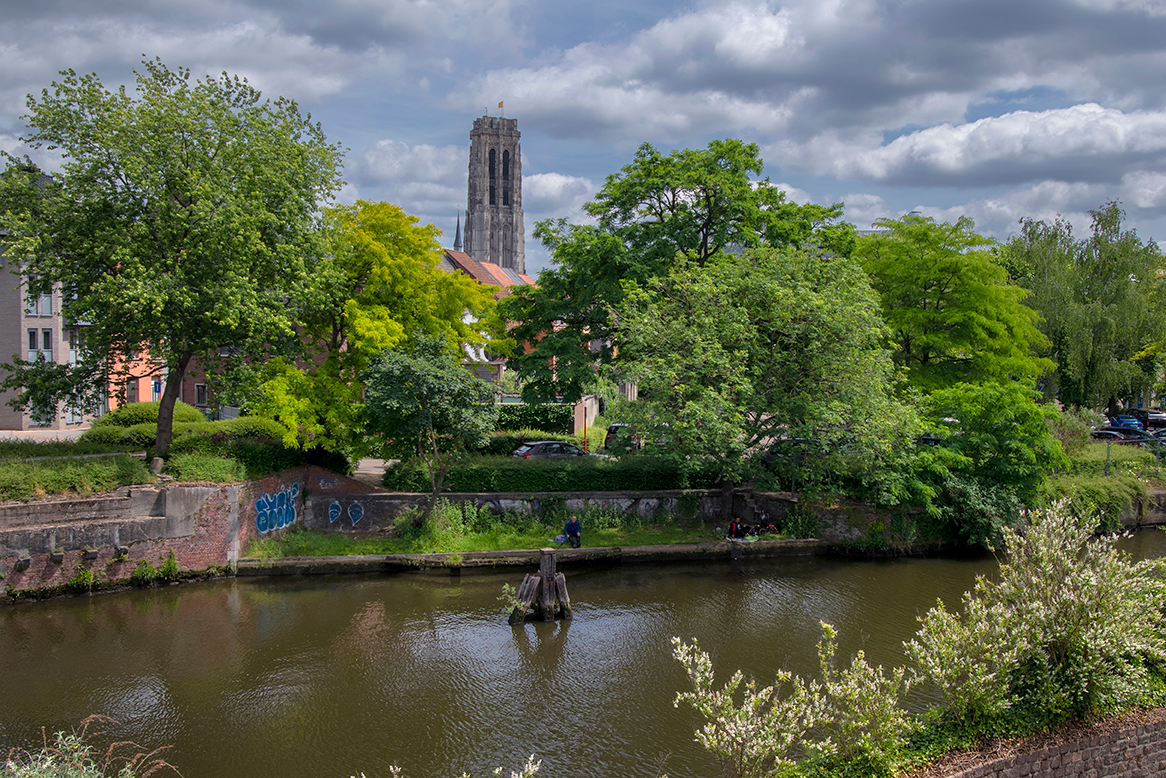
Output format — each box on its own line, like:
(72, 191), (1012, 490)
(0, 440), (141, 459)
(244, 505), (722, 560)
(163, 453), (247, 483)
(0, 455), (153, 501)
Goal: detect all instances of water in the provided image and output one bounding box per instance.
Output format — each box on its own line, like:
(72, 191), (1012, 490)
(3, 530), (1165, 778)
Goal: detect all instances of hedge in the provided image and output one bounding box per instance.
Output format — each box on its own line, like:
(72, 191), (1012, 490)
(383, 454), (718, 492)
(496, 404), (574, 434)
(90, 400), (205, 427)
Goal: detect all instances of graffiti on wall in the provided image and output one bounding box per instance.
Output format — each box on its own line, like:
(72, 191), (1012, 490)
(328, 501), (365, 526)
(255, 482), (301, 534)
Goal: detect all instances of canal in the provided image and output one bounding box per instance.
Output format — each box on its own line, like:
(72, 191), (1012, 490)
(4, 530), (1166, 778)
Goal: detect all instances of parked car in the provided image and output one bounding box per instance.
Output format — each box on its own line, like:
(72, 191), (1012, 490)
(1098, 426), (1153, 440)
(1133, 408), (1166, 429)
(511, 441), (592, 459)
(1091, 429), (1127, 442)
(1108, 415), (1145, 430)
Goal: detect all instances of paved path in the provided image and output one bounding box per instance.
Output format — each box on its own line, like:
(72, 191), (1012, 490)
(352, 458), (389, 486)
(0, 429), (86, 442)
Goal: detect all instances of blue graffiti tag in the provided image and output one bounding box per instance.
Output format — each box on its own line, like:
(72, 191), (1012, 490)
(255, 482), (301, 534)
(328, 501), (342, 524)
(347, 502), (365, 526)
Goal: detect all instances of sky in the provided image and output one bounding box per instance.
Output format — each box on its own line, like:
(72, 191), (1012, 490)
(4, 0), (1166, 274)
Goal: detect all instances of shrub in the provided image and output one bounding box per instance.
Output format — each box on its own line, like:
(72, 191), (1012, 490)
(906, 503), (1166, 732)
(90, 400), (204, 428)
(158, 550), (180, 581)
(496, 403), (574, 433)
(131, 559), (158, 586)
(0, 716), (179, 778)
(75, 425), (131, 446)
(0, 456), (152, 502)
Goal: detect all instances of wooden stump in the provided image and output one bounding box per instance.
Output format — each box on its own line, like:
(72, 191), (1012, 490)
(507, 548), (573, 625)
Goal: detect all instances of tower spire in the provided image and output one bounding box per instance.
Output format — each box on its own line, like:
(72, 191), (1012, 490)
(453, 212), (463, 252)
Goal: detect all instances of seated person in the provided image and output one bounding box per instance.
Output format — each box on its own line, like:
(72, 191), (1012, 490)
(564, 515), (582, 548)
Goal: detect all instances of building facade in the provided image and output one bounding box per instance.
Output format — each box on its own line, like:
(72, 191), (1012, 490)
(463, 116), (525, 274)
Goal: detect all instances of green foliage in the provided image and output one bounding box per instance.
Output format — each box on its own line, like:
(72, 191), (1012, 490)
(0, 440), (137, 458)
(382, 454), (718, 492)
(365, 336), (499, 503)
(673, 623), (910, 778)
(857, 215), (1053, 390)
(906, 503), (1166, 734)
(1005, 202), (1166, 410)
(496, 404), (574, 433)
(615, 248), (919, 487)
(925, 381), (1069, 504)
(164, 453), (247, 483)
(90, 401), (204, 428)
(130, 559), (158, 586)
(500, 139), (854, 404)
(0, 58), (343, 456)
(1045, 405), (1105, 454)
(158, 551), (180, 581)
(932, 474), (1023, 549)
(0, 456), (151, 501)
(0, 716), (178, 777)
(66, 565), (97, 594)
(249, 199), (501, 455)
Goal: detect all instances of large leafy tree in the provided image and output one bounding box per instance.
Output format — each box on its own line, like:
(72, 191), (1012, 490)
(856, 215), (1052, 391)
(364, 335), (498, 511)
(613, 248), (919, 497)
(500, 139), (855, 403)
(1004, 202), (1166, 411)
(0, 59), (343, 456)
(248, 200), (501, 454)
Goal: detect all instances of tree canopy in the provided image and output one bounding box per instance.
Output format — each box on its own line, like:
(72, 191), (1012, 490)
(364, 335), (498, 508)
(613, 247), (918, 493)
(0, 59), (343, 455)
(856, 215), (1052, 392)
(248, 200), (502, 454)
(1003, 202), (1166, 411)
(500, 139), (855, 404)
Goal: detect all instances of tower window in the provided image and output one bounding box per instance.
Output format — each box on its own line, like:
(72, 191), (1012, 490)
(489, 148), (496, 206)
(502, 150), (510, 207)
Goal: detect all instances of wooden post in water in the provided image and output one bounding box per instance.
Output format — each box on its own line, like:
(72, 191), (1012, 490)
(507, 548), (572, 625)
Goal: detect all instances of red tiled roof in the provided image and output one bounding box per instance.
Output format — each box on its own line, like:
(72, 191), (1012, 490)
(442, 249), (536, 299)
(443, 249), (497, 286)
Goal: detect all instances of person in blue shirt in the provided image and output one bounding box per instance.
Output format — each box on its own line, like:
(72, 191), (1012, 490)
(564, 515), (582, 548)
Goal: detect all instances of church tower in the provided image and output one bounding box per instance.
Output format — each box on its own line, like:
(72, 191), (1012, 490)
(464, 116), (524, 273)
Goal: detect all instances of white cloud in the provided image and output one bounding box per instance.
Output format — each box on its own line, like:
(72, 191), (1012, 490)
(522, 172), (595, 220)
(811, 104), (1166, 186)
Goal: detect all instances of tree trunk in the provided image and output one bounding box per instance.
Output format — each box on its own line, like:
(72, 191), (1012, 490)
(154, 351), (193, 459)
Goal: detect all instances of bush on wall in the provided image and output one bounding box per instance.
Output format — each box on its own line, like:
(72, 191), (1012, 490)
(90, 400), (205, 428)
(383, 454), (718, 492)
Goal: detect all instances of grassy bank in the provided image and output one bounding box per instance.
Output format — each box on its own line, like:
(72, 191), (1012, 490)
(245, 499), (721, 558)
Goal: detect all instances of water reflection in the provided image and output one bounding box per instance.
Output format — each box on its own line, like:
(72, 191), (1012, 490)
(2, 530), (1164, 778)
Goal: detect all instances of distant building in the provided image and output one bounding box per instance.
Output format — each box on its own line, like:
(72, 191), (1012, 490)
(463, 116), (525, 274)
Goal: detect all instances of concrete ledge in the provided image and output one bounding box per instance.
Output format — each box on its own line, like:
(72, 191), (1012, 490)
(235, 537), (823, 576)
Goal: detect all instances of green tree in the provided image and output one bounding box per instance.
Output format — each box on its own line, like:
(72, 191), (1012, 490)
(613, 248), (918, 495)
(500, 139), (855, 403)
(248, 200), (501, 455)
(926, 381), (1068, 506)
(857, 215), (1052, 391)
(1004, 202), (1166, 411)
(364, 336), (498, 510)
(0, 59), (343, 456)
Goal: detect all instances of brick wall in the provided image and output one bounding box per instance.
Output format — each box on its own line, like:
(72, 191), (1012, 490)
(0, 465), (372, 596)
(938, 715), (1166, 778)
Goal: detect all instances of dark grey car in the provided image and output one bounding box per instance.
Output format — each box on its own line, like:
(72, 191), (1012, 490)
(512, 441), (590, 459)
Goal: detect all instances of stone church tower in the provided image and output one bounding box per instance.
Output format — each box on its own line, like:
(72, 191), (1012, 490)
(464, 116), (524, 273)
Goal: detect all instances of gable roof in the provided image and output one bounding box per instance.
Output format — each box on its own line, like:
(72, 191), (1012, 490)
(441, 249), (535, 298)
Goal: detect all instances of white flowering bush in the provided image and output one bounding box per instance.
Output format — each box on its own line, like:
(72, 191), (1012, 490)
(361, 756), (541, 778)
(672, 627), (910, 778)
(906, 502), (1166, 731)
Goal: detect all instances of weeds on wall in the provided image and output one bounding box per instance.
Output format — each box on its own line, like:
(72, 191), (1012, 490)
(2, 715), (179, 778)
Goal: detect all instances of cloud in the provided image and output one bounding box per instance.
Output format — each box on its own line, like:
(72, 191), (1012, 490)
(522, 172), (596, 220)
(803, 104), (1166, 187)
